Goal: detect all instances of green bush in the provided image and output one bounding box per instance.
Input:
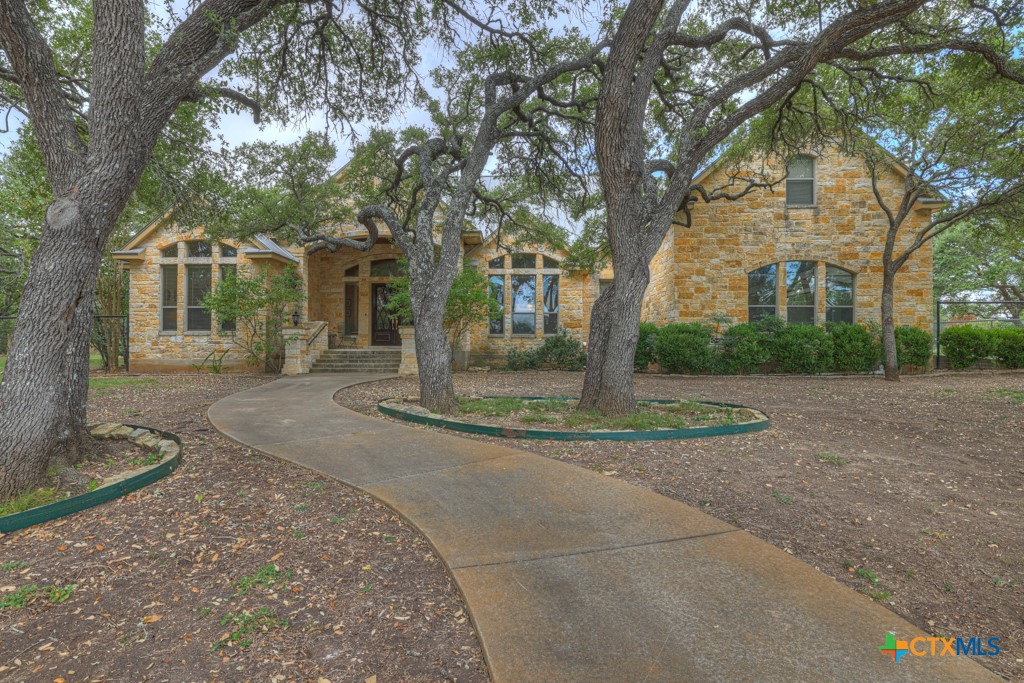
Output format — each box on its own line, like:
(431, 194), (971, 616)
(827, 323), (881, 373)
(504, 331), (586, 371)
(654, 323), (715, 374)
(774, 324), (835, 374)
(894, 325), (933, 369)
(939, 325), (991, 369)
(990, 327), (1024, 369)
(635, 322), (659, 371)
(719, 323), (772, 374)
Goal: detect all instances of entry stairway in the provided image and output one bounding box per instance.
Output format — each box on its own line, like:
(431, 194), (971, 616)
(310, 348), (401, 374)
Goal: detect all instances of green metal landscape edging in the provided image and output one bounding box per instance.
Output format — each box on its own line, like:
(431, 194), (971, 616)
(0, 425), (182, 534)
(378, 396), (770, 442)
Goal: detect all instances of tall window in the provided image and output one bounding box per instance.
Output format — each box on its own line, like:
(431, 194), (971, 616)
(543, 275), (559, 334)
(489, 275), (505, 334)
(186, 265), (212, 331)
(511, 274), (536, 335)
(747, 264), (777, 321)
(786, 261), (816, 324)
(786, 156), (815, 206)
(344, 283), (359, 335)
(826, 265), (855, 323)
(161, 265), (178, 331)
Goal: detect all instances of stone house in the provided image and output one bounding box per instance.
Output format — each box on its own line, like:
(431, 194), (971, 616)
(115, 147), (938, 373)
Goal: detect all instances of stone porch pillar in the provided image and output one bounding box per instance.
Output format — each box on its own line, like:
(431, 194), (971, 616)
(282, 321), (329, 375)
(399, 325), (418, 376)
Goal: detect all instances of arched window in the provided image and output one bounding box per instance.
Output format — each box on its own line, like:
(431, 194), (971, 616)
(747, 264), (777, 321)
(786, 261), (816, 324)
(488, 251), (560, 336)
(160, 243), (178, 258)
(826, 265), (855, 324)
(370, 258), (401, 277)
(786, 156), (815, 206)
(186, 240), (212, 258)
(220, 243), (237, 258)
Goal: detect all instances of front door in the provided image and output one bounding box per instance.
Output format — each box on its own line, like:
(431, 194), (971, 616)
(371, 283), (400, 346)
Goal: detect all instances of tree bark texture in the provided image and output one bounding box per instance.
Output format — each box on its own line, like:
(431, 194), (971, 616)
(881, 267), (900, 381)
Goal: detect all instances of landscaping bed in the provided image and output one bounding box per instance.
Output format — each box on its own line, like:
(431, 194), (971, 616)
(380, 395), (767, 440)
(0, 374), (486, 682)
(339, 370), (1024, 680)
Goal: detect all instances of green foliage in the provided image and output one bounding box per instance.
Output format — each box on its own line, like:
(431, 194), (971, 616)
(654, 323), (715, 374)
(635, 322), (659, 371)
(234, 563), (291, 597)
(0, 487), (62, 516)
(214, 608), (289, 650)
(719, 322), (772, 374)
(456, 397), (528, 416)
(827, 323), (881, 373)
(940, 325), (992, 369)
(504, 331), (587, 371)
(0, 583), (75, 611)
(385, 260), (499, 344)
(201, 266), (305, 372)
(990, 328), (1024, 369)
(894, 326), (933, 369)
(774, 325), (835, 374)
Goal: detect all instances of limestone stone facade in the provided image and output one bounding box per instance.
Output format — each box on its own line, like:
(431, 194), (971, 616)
(118, 147), (936, 372)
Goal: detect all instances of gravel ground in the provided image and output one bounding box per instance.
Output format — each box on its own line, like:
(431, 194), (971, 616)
(339, 369), (1024, 681)
(0, 374), (487, 683)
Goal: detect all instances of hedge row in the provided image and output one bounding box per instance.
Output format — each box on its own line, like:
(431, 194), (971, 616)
(939, 325), (1024, 370)
(636, 317), (933, 375)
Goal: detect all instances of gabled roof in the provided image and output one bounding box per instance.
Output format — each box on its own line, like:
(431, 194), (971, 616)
(114, 215), (297, 264)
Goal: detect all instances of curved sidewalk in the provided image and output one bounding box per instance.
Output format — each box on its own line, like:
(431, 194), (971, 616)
(209, 375), (998, 682)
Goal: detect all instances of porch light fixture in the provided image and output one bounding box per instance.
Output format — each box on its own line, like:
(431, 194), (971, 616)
(291, 310), (300, 326)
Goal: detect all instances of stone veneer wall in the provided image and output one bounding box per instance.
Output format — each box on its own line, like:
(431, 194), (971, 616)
(124, 224), (297, 373)
(647, 151), (934, 329)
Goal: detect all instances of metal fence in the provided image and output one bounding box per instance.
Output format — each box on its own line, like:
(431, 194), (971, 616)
(934, 299), (1023, 369)
(0, 314), (129, 372)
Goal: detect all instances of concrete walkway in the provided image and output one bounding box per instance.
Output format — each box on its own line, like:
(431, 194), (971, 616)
(209, 375), (998, 682)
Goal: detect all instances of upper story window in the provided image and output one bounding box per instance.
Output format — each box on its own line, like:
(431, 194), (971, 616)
(220, 243), (237, 258)
(542, 255), (560, 269)
(160, 244), (179, 258)
(511, 253), (536, 269)
(786, 156), (815, 206)
(826, 265), (855, 324)
(370, 258), (401, 277)
(186, 240), (212, 258)
(747, 264), (777, 321)
(786, 260), (817, 324)
(488, 256), (505, 269)
(344, 264), (360, 278)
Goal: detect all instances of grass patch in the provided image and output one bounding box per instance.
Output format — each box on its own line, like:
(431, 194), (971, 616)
(454, 396), (743, 431)
(213, 608), (288, 650)
(815, 452), (848, 465)
(987, 388), (1024, 405)
(89, 377), (155, 393)
(0, 583), (76, 611)
(234, 563), (291, 596)
(1, 561), (27, 572)
(863, 588), (892, 602)
(770, 492), (794, 505)
(0, 487), (63, 517)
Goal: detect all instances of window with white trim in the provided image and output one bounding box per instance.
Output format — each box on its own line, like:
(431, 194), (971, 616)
(786, 156), (815, 206)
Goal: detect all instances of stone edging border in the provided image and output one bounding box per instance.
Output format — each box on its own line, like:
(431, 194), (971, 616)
(378, 396), (770, 441)
(0, 424), (182, 534)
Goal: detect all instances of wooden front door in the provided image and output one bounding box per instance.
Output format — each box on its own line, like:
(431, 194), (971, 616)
(371, 283), (400, 346)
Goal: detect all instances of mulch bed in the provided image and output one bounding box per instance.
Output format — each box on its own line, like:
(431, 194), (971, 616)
(0, 374), (487, 683)
(339, 369), (1024, 680)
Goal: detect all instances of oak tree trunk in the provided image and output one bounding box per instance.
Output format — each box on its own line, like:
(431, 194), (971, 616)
(412, 294), (457, 414)
(881, 267), (900, 381)
(0, 199), (109, 498)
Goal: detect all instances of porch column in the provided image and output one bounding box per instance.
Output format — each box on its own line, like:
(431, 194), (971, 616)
(282, 321), (328, 375)
(399, 325), (418, 376)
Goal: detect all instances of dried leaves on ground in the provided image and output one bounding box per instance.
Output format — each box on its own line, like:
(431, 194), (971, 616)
(340, 370), (1024, 681)
(0, 374), (486, 683)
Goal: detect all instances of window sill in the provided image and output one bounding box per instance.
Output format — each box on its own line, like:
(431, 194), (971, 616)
(784, 204), (818, 209)
(183, 331), (212, 336)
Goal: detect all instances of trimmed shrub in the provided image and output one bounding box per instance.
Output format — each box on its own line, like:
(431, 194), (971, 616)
(990, 327), (1024, 369)
(827, 322), (881, 373)
(535, 331), (587, 371)
(894, 325), (933, 369)
(655, 323), (715, 374)
(719, 323), (772, 374)
(939, 325), (991, 370)
(505, 331), (586, 371)
(774, 324), (835, 374)
(635, 322), (658, 371)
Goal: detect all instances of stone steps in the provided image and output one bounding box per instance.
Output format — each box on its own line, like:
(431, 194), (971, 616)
(311, 348), (401, 373)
